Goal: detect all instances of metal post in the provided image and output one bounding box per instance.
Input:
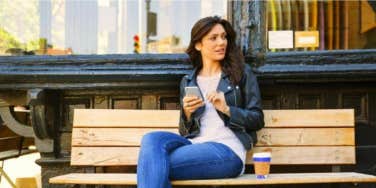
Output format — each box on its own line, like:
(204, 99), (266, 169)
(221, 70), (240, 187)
(146, 0), (151, 51)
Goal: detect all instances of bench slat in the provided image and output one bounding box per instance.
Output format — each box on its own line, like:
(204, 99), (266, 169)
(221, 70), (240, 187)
(257, 128), (354, 146)
(73, 109), (354, 128)
(71, 146), (355, 166)
(72, 128), (355, 147)
(264, 109), (354, 127)
(49, 172), (376, 185)
(74, 109), (180, 128)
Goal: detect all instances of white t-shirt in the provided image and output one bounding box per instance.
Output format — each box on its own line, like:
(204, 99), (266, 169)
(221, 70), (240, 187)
(188, 73), (246, 175)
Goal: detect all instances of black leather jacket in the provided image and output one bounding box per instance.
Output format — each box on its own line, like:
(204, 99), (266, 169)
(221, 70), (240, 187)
(179, 64), (265, 150)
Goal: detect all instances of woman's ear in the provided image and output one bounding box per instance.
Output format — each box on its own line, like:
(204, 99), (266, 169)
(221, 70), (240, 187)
(195, 42), (202, 51)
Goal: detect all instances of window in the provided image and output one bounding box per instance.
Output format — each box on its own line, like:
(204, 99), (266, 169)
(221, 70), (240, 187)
(0, 0), (227, 56)
(266, 0), (376, 52)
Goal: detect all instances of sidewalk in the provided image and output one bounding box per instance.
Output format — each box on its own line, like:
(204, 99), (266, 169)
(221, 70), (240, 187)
(0, 153), (41, 188)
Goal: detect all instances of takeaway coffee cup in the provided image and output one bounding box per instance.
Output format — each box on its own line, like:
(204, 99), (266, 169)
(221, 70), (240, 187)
(253, 152), (271, 179)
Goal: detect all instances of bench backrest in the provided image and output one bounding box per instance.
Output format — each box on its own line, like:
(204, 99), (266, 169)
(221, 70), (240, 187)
(71, 109), (355, 166)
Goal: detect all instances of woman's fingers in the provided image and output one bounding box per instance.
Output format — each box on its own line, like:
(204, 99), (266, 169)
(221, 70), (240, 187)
(189, 98), (203, 106)
(207, 92), (222, 103)
(183, 96), (203, 110)
(184, 98), (204, 112)
(206, 92), (216, 102)
(183, 96), (198, 103)
(183, 96), (197, 108)
(186, 101), (204, 113)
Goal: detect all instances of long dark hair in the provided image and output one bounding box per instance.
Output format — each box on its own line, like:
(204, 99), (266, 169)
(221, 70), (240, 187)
(186, 16), (245, 85)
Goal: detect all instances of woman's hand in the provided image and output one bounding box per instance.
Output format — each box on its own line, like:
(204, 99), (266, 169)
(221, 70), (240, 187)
(206, 91), (230, 117)
(183, 96), (204, 120)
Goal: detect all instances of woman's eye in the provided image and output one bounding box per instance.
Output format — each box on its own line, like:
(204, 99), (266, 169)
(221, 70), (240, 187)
(210, 37), (216, 41)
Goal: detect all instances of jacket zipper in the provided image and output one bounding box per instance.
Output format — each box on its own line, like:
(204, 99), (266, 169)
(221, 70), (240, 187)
(234, 86), (238, 106)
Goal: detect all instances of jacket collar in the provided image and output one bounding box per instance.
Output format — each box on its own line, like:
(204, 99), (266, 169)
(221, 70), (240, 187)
(186, 68), (198, 81)
(217, 71), (234, 94)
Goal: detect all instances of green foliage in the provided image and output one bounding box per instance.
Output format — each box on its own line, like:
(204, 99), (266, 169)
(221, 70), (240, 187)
(0, 27), (22, 53)
(26, 39), (40, 52)
(0, 0), (40, 54)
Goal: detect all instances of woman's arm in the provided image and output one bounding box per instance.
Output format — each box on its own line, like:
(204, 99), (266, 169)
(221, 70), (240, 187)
(178, 76), (193, 135)
(228, 65), (265, 132)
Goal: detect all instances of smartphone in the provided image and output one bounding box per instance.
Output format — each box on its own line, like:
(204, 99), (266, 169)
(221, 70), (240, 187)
(184, 86), (204, 100)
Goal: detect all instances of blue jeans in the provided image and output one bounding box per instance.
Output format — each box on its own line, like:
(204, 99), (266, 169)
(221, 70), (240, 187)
(137, 131), (243, 188)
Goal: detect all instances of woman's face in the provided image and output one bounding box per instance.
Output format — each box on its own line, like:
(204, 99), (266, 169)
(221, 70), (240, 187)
(196, 23), (227, 63)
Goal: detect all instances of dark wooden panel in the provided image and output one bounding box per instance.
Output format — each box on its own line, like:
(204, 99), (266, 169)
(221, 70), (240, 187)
(356, 125), (376, 146)
(368, 92), (376, 128)
(62, 97), (91, 132)
(323, 93), (339, 109)
(262, 96), (279, 110)
(94, 96), (108, 109)
(298, 95), (321, 109)
(0, 126), (34, 154)
(111, 97), (140, 109)
(356, 146), (376, 176)
(342, 93), (367, 123)
(281, 92), (297, 109)
(0, 132), (21, 153)
(0, 120), (19, 138)
(159, 97), (179, 110)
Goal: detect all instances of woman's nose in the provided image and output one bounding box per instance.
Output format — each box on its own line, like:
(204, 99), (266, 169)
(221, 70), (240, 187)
(217, 38), (226, 45)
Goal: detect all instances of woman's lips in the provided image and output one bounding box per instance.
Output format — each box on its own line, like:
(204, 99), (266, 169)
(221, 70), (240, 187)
(215, 49), (225, 54)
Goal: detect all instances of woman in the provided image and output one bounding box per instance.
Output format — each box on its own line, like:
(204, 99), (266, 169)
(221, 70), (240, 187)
(137, 16), (264, 188)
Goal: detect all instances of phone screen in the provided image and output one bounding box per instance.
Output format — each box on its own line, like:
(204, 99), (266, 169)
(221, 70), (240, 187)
(185, 86), (203, 100)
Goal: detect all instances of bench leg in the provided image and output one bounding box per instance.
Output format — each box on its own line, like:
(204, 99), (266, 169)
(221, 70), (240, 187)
(331, 165), (341, 188)
(331, 165), (341, 173)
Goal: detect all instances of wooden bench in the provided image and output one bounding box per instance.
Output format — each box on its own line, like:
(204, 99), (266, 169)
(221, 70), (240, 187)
(50, 109), (376, 186)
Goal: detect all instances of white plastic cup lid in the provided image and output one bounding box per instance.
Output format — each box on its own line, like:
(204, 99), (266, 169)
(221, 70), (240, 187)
(252, 152), (271, 158)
